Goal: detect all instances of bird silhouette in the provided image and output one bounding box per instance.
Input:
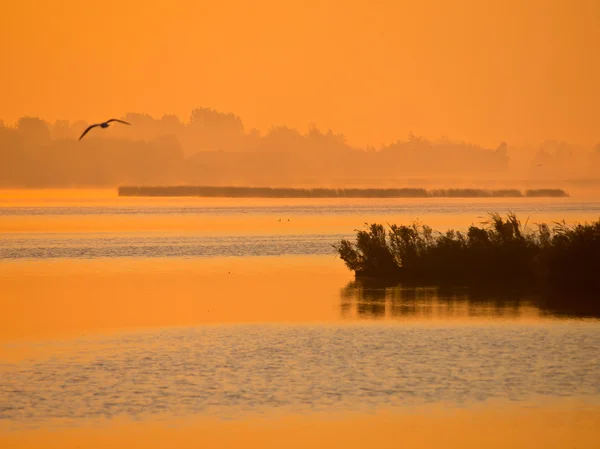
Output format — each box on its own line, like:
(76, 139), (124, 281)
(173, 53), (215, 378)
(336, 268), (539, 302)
(79, 119), (131, 140)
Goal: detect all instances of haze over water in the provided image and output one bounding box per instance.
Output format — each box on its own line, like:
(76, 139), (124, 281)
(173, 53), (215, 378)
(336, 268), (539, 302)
(3, 0), (600, 445)
(1, 189), (599, 448)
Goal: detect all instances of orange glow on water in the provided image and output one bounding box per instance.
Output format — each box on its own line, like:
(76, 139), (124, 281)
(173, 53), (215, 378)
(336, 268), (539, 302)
(1, 405), (599, 449)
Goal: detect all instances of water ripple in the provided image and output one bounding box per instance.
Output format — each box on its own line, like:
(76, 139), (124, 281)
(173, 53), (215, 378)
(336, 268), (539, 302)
(0, 234), (344, 260)
(1, 324), (598, 424)
(1, 202), (598, 217)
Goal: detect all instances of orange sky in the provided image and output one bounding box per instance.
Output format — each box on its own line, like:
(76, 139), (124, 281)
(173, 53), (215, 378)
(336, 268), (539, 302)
(1, 0), (599, 148)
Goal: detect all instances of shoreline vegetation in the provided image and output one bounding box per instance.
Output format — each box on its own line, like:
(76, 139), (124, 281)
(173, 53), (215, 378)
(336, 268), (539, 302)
(335, 213), (600, 296)
(118, 186), (569, 198)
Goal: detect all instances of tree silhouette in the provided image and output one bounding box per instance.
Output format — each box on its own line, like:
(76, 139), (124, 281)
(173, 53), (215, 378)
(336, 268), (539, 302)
(17, 116), (51, 147)
(0, 108), (597, 187)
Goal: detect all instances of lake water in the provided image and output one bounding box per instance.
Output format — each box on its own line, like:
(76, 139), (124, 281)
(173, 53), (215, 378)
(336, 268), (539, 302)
(1, 190), (599, 448)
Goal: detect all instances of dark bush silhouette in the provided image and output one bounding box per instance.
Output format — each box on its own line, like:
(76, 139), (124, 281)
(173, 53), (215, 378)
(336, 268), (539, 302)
(335, 213), (600, 295)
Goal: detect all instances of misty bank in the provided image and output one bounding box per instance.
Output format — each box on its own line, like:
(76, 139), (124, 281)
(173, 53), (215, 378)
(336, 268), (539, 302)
(335, 213), (600, 296)
(118, 186), (568, 198)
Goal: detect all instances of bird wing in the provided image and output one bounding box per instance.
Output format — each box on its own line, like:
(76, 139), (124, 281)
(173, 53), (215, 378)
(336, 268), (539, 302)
(79, 124), (99, 140)
(106, 119), (131, 125)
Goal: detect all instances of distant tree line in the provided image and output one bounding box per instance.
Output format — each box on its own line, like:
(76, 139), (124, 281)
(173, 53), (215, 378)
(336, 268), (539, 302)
(1, 108), (599, 187)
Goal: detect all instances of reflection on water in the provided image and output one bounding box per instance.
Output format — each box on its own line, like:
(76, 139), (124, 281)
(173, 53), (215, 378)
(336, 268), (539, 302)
(2, 404), (600, 449)
(341, 279), (600, 320)
(2, 191), (600, 447)
(0, 257), (352, 341)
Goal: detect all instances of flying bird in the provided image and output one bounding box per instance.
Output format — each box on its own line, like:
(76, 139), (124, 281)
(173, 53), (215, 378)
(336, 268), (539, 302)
(79, 119), (131, 140)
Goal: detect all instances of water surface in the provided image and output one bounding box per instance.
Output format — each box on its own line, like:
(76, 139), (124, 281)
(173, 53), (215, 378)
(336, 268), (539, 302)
(1, 190), (599, 448)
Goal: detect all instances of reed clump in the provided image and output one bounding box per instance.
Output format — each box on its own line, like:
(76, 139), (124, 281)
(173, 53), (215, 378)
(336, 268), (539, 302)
(335, 213), (600, 293)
